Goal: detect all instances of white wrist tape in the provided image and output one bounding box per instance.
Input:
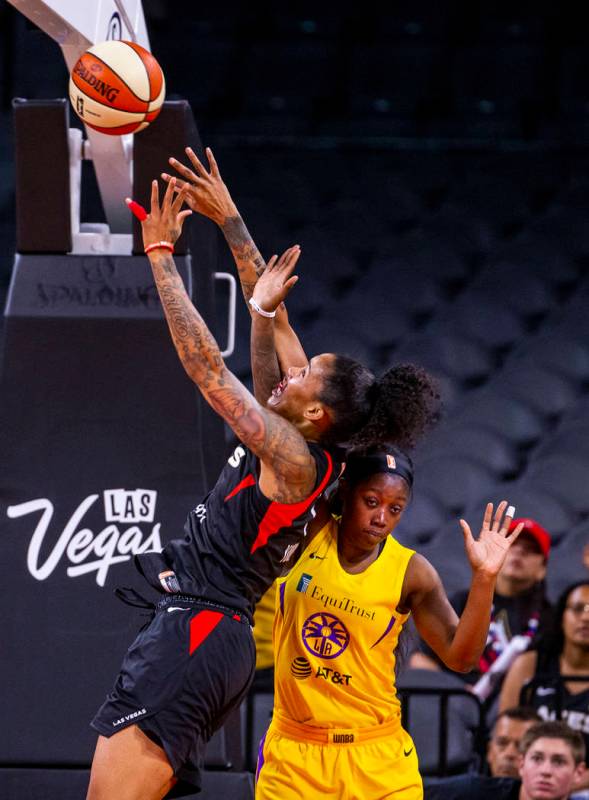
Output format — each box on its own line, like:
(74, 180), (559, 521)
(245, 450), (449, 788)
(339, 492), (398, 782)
(249, 297), (276, 318)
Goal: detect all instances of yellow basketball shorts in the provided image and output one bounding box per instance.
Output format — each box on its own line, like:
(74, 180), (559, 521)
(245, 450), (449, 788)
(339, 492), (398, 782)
(255, 713), (423, 800)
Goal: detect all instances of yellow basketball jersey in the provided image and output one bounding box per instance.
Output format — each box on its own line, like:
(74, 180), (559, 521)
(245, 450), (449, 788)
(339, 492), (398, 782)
(272, 518), (415, 728)
(254, 582), (278, 670)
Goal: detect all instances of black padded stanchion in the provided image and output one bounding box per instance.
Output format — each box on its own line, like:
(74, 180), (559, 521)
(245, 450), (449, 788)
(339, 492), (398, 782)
(13, 98), (71, 253)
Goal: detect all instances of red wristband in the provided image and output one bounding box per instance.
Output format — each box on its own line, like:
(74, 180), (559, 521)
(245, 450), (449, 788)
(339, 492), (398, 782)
(145, 241), (174, 254)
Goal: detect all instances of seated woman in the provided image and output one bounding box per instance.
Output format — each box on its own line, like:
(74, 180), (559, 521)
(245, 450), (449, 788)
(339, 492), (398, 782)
(499, 580), (589, 789)
(255, 446), (524, 800)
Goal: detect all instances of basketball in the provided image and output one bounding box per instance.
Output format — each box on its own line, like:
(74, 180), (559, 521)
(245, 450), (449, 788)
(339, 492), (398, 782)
(68, 40), (165, 135)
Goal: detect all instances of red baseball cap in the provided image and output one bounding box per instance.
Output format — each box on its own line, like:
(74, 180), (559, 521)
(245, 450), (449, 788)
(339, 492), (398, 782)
(509, 517), (551, 560)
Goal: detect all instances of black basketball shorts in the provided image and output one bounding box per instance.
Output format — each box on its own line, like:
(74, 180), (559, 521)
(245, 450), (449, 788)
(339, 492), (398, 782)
(91, 595), (256, 789)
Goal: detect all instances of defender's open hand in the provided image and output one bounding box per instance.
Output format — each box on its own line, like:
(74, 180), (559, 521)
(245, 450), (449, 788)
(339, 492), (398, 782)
(460, 501), (524, 577)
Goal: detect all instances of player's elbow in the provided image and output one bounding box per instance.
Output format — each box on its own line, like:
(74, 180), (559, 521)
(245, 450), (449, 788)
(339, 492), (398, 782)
(442, 651), (479, 674)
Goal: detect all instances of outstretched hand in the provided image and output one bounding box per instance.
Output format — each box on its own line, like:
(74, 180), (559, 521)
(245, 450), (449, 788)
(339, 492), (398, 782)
(162, 146), (236, 226)
(127, 178), (192, 251)
(460, 501), (524, 577)
(252, 246), (301, 315)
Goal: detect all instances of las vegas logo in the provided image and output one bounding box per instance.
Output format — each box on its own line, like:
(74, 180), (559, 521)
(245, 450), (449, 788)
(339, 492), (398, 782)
(7, 489), (162, 587)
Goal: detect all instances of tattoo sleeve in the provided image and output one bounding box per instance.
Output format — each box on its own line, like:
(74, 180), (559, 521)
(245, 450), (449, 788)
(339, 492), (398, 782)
(221, 215), (266, 303)
(220, 211), (307, 401)
(148, 251), (315, 501)
(148, 251), (224, 388)
(250, 314), (282, 405)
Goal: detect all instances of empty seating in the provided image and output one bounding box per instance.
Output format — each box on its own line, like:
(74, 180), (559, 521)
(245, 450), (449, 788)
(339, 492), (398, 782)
(393, 331), (494, 386)
(397, 668), (485, 776)
(521, 454), (589, 515)
(464, 482), (576, 544)
(546, 518), (589, 602)
(420, 424), (520, 479)
(491, 364), (580, 419)
(415, 455), (498, 516)
(394, 490), (451, 547)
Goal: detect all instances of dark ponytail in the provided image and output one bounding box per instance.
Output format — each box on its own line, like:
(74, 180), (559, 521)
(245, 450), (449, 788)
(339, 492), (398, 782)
(318, 358), (440, 451)
(351, 364), (441, 451)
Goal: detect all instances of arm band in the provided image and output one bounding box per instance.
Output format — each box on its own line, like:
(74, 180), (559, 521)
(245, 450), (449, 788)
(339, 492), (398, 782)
(145, 241), (175, 254)
(249, 297), (276, 318)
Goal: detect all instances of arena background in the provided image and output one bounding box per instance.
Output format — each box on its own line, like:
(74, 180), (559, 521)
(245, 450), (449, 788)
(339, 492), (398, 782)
(1, 2), (589, 798)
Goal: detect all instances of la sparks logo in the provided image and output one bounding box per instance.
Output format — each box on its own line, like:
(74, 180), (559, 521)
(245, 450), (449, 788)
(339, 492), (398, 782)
(302, 612), (350, 659)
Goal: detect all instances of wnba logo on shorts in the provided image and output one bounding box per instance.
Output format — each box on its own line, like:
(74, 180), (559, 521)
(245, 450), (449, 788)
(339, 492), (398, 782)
(332, 733), (355, 744)
(296, 573), (313, 593)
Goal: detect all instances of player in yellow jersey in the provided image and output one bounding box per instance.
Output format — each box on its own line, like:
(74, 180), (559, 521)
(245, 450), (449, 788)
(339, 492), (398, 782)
(255, 446), (524, 800)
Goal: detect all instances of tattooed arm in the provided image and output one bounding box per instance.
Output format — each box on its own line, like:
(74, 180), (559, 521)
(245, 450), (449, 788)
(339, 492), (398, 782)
(132, 178), (317, 503)
(164, 147), (266, 304)
(162, 148), (308, 384)
(249, 247), (302, 403)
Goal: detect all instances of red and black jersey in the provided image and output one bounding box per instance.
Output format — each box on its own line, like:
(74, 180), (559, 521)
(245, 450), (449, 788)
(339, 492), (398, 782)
(136, 442), (339, 620)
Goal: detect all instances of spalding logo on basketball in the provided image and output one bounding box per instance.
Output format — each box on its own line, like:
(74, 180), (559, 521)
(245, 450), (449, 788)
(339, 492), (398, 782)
(301, 612), (350, 660)
(69, 40), (165, 135)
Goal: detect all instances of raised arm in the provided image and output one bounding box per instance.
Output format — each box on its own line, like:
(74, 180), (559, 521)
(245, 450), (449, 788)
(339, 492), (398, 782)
(162, 148), (308, 362)
(128, 179), (317, 503)
(402, 502), (523, 672)
(248, 247), (304, 403)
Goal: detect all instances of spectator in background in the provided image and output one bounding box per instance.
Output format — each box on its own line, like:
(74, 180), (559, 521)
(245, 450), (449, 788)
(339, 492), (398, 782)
(488, 707), (542, 778)
(425, 720), (586, 800)
(410, 518), (552, 705)
(499, 581), (589, 791)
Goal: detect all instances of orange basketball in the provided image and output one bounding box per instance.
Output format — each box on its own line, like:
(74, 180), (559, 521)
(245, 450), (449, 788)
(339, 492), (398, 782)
(69, 40), (165, 135)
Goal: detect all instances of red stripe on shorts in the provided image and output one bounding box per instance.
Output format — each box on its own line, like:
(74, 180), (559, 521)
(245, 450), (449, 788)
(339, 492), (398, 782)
(189, 610), (223, 655)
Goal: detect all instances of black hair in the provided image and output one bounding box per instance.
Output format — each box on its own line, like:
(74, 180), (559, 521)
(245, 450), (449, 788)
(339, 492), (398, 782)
(494, 706), (542, 728)
(536, 581), (589, 665)
(343, 444), (414, 490)
(317, 358), (441, 451)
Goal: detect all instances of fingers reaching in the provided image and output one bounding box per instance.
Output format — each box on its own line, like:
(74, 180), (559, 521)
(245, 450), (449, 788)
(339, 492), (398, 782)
(507, 518), (524, 543)
(283, 275), (299, 295)
(171, 183), (190, 214)
(482, 502), (493, 532)
(162, 172), (189, 192)
(150, 179), (159, 213)
(502, 503), (516, 530)
(184, 147), (209, 179)
(275, 245), (301, 274)
(206, 146), (220, 177)
(168, 156), (201, 185)
(479, 500), (520, 539)
(162, 176), (176, 211)
(492, 500), (508, 532)
(459, 518), (473, 542)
